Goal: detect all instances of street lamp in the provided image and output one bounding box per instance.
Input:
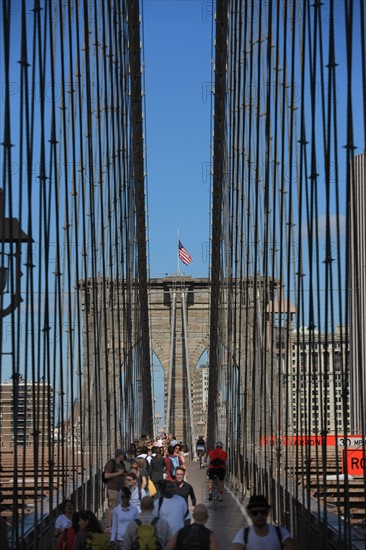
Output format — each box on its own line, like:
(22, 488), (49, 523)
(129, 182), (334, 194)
(0, 189), (29, 317)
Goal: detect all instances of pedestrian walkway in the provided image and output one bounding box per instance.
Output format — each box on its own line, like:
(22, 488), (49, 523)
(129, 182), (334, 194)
(185, 459), (248, 548)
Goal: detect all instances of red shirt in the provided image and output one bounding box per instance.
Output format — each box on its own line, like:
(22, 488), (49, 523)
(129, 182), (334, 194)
(208, 448), (227, 469)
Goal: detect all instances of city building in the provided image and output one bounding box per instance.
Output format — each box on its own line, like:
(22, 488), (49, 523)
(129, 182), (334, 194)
(192, 364), (209, 439)
(283, 326), (350, 435)
(0, 380), (53, 446)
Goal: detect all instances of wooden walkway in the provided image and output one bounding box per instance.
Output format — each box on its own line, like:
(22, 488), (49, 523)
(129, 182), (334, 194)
(184, 459), (248, 548)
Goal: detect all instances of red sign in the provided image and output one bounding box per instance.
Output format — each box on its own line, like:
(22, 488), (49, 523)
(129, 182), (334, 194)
(259, 435), (366, 447)
(342, 449), (366, 475)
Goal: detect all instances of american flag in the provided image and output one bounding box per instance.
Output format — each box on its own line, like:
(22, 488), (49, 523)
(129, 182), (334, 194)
(178, 240), (193, 265)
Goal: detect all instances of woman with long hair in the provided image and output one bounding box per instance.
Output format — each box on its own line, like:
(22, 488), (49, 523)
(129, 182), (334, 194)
(72, 510), (108, 550)
(56, 512), (79, 550)
(55, 500), (75, 538)
(131, 458), (148, 491)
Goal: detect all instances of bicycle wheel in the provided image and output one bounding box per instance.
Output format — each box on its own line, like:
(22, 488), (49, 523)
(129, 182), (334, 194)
(212, 476), (219, 509)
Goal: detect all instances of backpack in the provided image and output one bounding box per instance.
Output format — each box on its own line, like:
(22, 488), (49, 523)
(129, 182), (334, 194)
(176, 524), (211, 550)
(243, 525), (283, 548)
(147, 478), (157, 497)
(101, 458), (115, 483)
(169, 456), (180, 478)
(84, 532), (110, 550)
(211, 457), (225, 467)
(132, 517), (162, 550)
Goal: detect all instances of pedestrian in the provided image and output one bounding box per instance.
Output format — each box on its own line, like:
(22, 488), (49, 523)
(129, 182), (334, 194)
(134, 457), (149, 491)
(165, 503), (219, 549)
(123, 496), (173, 549)
(165, 445), (185, 482)
(124, 471), (147, 513)
(110, 487), (138, 549)
(55, 499), (75, 537)
(103, 449), (126, 531)
(123, 449), (135, 472)
(129, 443), (137, 457)
(169, 434), (178, 446)
(232, 495), (294, 549)
(174, 467), (196, 511)
(173, 443), (186, 469)
(149, 447), (166, 491)
(56, 512), (79, 550)
(153, 480), (190, 534)
(72, 510), (108, 550)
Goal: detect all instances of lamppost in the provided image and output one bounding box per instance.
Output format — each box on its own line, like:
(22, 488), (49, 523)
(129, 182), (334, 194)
(0, 189), (29, 317)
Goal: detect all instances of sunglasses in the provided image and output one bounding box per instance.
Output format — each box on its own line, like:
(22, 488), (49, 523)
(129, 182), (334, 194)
(130, 466), (138, 470)
(250, 509), (268, 516)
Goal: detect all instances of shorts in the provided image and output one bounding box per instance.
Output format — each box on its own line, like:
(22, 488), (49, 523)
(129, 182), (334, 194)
(208, 467), (225, 480)
(107, 488), (120, 509)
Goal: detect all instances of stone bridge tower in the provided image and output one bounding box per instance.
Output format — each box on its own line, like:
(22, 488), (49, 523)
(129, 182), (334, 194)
(148, 275), (210, 447)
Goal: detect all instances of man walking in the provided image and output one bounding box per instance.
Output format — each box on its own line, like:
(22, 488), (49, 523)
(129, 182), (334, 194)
(232, 495), (294, 549)
(124, 471), (146, 513)
(174, 467), (196, 511)
(123, 496), (172, 549)
(165, 503), (219, 550)
(153, 480), (190, 534)
(104, 449), (126, 530)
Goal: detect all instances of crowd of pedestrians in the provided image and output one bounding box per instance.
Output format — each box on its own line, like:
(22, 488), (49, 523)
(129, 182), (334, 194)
(53, 433), (294, 549)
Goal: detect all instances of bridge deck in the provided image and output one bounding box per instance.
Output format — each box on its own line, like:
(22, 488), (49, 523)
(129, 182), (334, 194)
(185, 459), (248, 547)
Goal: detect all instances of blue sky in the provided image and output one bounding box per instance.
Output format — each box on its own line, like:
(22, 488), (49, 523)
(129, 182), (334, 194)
(142, 0), (213, 278)
(141, 0), (365, 284)
(1, 1), (364, 418)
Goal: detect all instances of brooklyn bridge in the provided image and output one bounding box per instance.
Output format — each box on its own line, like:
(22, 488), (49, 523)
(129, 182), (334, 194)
(0, 1), (365, 548)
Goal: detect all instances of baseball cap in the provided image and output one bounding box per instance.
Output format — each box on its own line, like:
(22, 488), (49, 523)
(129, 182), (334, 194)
(215, 441), (224, 448)
(115, 448), (124, 457)
(247, 495), (270, 510)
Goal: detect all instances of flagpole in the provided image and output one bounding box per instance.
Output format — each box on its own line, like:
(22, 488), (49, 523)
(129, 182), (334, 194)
(177, 228), (180, 272)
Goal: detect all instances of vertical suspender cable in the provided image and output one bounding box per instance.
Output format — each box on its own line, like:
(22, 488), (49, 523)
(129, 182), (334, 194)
(181, 291), (195, 454)
(208, 0), (228, 450)
(166, 290), (176, 435)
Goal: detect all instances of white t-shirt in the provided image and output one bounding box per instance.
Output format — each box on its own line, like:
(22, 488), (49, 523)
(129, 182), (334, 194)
(55, 514), (72, 531)
(232, 524), (291, 549)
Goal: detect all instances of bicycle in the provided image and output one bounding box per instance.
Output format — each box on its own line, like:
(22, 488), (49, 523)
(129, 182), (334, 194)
(207, 474), (221, 509)
(197, 449), (205, 469)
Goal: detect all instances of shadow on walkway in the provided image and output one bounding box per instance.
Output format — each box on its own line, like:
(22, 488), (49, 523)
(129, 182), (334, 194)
(185, 459), (248, 548)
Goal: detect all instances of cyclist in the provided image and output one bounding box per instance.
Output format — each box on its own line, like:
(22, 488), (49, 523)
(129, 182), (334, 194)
(207, 441), (228, 502)
(196, 435), (206, 467)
